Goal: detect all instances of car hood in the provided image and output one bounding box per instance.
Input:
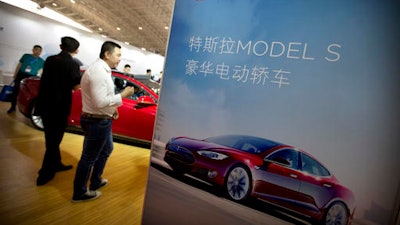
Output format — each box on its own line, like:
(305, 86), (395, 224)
(169, 137), (233, 151)
(168, 137), (264, 161)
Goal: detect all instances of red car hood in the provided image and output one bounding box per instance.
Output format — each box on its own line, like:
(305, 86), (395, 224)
(169, 137), (234, 151)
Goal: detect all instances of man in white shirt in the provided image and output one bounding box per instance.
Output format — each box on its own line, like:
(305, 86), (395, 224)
(72, 41), (134, 202)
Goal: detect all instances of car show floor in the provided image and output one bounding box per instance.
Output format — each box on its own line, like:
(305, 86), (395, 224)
(0, 101), (151, 225)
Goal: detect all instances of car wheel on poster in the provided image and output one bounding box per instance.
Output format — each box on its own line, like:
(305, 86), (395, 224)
(322, 202), (348, 225)
(225, 165), (251, 201)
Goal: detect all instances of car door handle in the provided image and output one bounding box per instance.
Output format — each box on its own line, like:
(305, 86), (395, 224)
(290, 174), (298, 178)
(323, 183), (332, 188)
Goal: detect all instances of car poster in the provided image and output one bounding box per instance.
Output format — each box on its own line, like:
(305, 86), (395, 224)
(142, 1), (400, 225)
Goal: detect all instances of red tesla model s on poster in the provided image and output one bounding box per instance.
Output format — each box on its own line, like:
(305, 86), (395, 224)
(164, 134), (356, 225)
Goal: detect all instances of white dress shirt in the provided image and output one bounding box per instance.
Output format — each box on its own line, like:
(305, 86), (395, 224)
(81, 58), (122, 117)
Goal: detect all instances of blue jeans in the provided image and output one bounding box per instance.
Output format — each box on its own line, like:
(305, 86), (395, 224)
(73, 116), (113, 197)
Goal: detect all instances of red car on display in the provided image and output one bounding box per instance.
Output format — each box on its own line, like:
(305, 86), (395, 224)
(17, 70), (159, 144)
(164, 134), (355, 225)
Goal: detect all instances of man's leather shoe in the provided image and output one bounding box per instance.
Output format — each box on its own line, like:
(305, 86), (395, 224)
(56, 164), (73, 172)
(7, 107), (15, 114)
(36, 173), (55, 186)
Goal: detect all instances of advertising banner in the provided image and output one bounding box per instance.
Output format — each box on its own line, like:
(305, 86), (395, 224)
(142, 1), (400, 224)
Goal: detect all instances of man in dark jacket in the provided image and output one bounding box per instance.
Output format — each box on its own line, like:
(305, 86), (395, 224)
(35, 36), (82, 186)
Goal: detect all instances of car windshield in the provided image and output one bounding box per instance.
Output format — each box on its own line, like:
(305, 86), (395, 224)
(135, 77), (160, 95)
(204, 135), (281, 154)
(111, 71), (161, 95)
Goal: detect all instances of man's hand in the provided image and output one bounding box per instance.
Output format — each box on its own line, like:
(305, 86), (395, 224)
(120, 86), (135, 98)
(113, 108), (119, 120)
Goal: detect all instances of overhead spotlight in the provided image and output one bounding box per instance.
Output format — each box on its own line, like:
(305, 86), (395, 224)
(138, 26), (143, 30)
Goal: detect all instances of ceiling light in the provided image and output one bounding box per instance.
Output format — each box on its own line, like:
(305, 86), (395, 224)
(37, 3), (45, 9)
(98, 27), (103, 31)
(138, 26), (143, 30)
(164, 26), (169, 30)
(70, 0), (76, 4)
(116, 27), (121, 31)
(52, 3), (57, 7)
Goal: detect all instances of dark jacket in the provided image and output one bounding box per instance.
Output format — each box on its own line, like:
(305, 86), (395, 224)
(35, 51), (81, 117)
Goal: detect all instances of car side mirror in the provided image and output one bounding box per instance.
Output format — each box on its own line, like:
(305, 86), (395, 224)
(136, 96), (156, 106)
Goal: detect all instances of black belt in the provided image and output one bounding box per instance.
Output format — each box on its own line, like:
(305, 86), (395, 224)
(81, 112), (112, 120)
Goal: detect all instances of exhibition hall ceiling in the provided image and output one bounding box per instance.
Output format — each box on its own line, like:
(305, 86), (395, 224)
(31, 0), (175, 56)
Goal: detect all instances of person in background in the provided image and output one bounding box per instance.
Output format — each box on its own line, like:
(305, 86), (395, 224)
(147, 68), (158, 81)
(157, 71), (163, 83)
(146, 69), (152, 77)
(72, 41), (134, 202)
(123, 64), (131, 74)
(35, 37), (81, 186)
(7, 45), (44, 113)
